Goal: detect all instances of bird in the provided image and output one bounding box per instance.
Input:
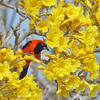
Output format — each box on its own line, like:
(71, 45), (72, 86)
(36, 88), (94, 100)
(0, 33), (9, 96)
(19, 40), (49, 79)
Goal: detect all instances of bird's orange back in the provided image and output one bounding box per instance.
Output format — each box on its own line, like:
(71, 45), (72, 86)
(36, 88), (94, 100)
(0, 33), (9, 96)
(22, 40), (46, 60)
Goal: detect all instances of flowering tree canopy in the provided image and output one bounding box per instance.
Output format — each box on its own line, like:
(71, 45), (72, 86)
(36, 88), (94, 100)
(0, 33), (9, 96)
(0, 0), (100, 100)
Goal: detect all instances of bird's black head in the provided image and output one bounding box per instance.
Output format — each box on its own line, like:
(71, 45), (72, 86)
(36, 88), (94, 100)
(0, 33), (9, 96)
(34, 42), (49, 54)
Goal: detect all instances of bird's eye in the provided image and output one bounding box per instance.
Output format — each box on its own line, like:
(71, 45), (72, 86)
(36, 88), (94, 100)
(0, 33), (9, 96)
(41, 43), (44, 46)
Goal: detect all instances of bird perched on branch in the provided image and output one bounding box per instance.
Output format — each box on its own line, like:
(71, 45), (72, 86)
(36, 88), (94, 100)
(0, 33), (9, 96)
(19, 40), (49, 79)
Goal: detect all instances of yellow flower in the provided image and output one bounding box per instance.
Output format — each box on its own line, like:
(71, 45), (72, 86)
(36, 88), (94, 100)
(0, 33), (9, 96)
(56, 85), (69, 97)
(0, 41), (1, 47)
(11, 59), (26, 73)
(42, 62), (56, 81)
(85, 0), (92, 8)
(17, 76), (33, 98)
(24, 55), (45, 65)
(70, 26), (99, 49)
(46, 27), (63, 48)
(42, 57), (81, 80)
(29, 18), (36, 29)
(47, 15), (57, 26)
(26, 0), (42, 15)
(76, 80), (87, 92)
(65, 5), (83, 19)
(81, 26), (98, 48)
(56, 37), (69, 52)
(5, 49), (26, 73)
(18, 0), (24, 7)
(42, 0), (57, 7)
(54, 58), (80, 77)
(82, 58), (99, 81)
(0, 61), (11, 80)
(0, 93), (3, 100)
(69, 40), (96, 60)
(8, 72), (20, 87)
(17, 75), (42, 99)
(38, 65), (45, 70)
(96, 7), (100, 25)
(0, 48), (7, 62)
(36, 19), (50, 32)
(69, 40), (79, 56)
(46, 5), (66, 29)
(19, 0), (42, 15)
(0, 48), (15, 63)
(83, 81), (100, 97)
(80, 13), (92, 26)
(51, 6), (66, 21)
(88, 84), (100, 97)
(65, 75), (81, 90)
(16, 49), (23, 56)
(0, 48), (42, 100)
(18, 0), (100, 98)
(95, 32), (100, 47)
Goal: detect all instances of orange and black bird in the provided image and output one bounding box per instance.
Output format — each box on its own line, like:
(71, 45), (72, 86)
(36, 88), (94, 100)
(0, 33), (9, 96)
(19, 40), (49, 79)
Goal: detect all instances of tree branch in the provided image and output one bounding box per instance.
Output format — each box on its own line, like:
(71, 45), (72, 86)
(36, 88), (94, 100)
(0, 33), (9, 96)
(18, 30), (45, 48)
(0, 1), (27, 18)
(0, 15), (7, 42)
(95, 48), (100, 53)
(1, 31), (13, 48)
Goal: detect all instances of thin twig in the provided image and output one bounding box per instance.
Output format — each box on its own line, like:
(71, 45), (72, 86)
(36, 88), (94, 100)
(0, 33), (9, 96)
(16, 17), (27, 33)
(1, 17), (26, 48)
(18, 31), (34, 47)
(0, 15), (7, 42)
(18, 30), (45, 47)
(0, 1), (27, 18)
(11, 17), (27, 49)
(95, 48), (100, 53)
(0, 32), (2, 40)
(11, 26), (19, 49)
(1, 31), (13, 47)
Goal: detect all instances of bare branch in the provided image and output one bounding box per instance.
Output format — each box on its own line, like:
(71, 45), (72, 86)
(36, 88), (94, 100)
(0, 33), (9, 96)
(11, 17), (27, 49)
(0, 1), (27, 18)
(1, 31), (13, 48)
(18, 31), (35, 45)
(11, 26), (19, 49)
(18, 30), (45, 48)
(0, 15), (7, 42)
(95, 48), (100, 53)
(0, 32), (2, 40)
(1, 17), (26, 48)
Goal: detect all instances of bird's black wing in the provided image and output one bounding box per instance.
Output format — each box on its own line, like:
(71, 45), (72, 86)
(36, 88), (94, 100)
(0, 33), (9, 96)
(22, 41), (32, 50)
(19, 67), (28, 79)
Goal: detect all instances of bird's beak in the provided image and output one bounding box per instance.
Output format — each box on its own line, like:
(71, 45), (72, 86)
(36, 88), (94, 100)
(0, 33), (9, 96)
(43, 46), (49, 51)
(46, 46), (49, 51)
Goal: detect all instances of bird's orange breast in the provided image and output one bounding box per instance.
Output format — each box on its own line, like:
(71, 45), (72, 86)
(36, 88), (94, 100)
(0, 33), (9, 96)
(22, 40), (41, 60)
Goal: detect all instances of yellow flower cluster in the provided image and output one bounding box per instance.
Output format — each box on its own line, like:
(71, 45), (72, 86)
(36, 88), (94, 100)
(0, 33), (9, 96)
(0, 48), (42, 100)
(19, 0), (100, 98)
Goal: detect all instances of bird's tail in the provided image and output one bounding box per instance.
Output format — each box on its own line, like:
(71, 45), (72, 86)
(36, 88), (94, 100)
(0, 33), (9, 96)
(19, 60), (31, 79)
(19, 67), (28, 79)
